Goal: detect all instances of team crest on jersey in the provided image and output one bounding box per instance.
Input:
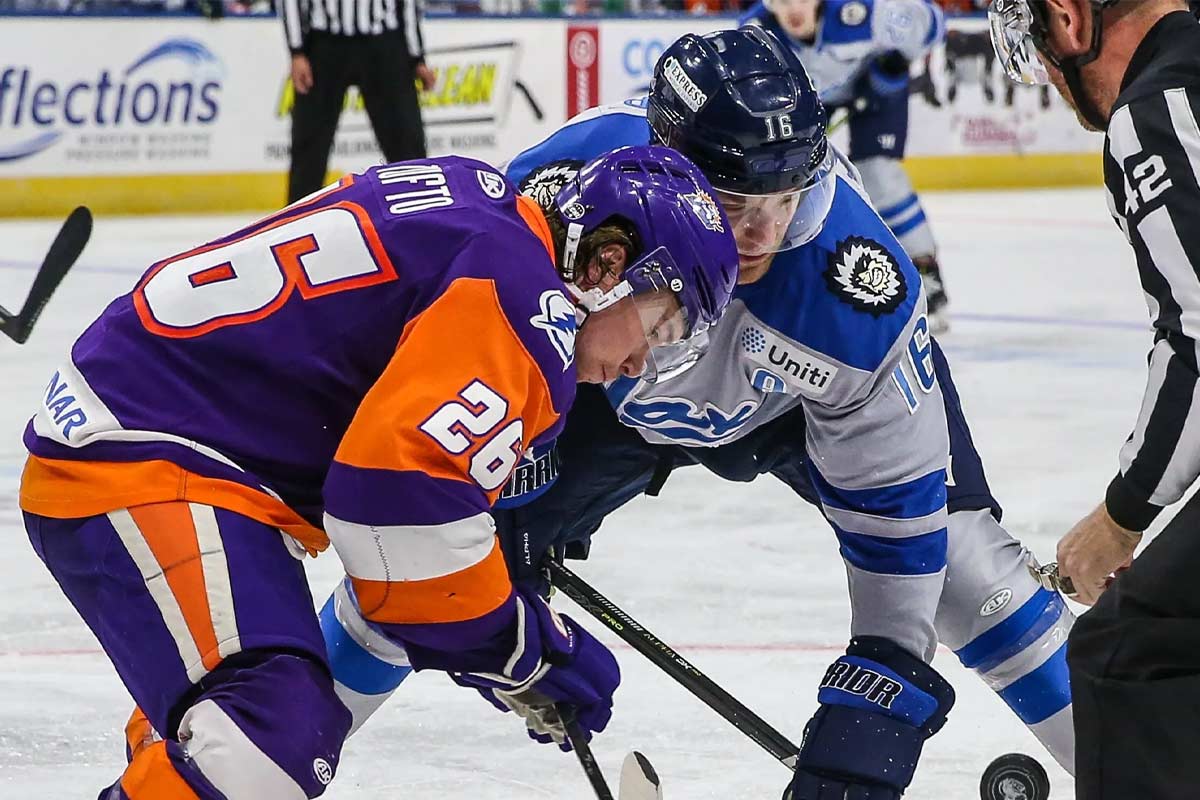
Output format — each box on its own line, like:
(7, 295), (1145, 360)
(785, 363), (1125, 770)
(619, 395), (759, 445)
(530, 289), (577, 369)
(682, 191), (724, 233)
(518, 160), (584, 209)
(824, 236), (908, 316)
(476, 170), (507, 199)
(840, 0), (868, 26)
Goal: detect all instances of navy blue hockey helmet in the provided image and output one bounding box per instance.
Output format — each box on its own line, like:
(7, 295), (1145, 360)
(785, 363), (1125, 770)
(648, 26), (835, 254)
(553, 145), (739, 379)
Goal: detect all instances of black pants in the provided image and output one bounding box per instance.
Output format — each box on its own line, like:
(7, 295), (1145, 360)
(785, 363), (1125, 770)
(288, 30), (427, 204)
(1069, 491), (1200, 798)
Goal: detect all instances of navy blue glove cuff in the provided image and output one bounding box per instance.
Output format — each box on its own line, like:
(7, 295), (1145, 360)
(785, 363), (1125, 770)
(797, 704), (925, 792)
(789, 637), (956, 797)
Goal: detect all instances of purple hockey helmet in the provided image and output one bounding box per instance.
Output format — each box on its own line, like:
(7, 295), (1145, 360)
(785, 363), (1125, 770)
(552, 145), (738, 379)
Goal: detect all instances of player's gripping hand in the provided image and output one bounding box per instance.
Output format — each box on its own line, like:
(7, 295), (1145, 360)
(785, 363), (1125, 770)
(784, 637), (955, 800)
(452, 586), (620, 750)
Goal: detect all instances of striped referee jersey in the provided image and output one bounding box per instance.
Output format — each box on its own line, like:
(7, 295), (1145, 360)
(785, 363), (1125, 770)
(280, 0), (426, 62)
(1102, 9), (1200, 531)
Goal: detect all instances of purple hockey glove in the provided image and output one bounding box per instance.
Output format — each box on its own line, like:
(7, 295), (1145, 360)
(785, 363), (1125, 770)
(452, 586), (620, 750)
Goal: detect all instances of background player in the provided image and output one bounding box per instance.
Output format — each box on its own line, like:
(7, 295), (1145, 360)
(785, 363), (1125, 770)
(740, 0), (952, 331)
(19, 147), (738, 798)
(318, 27), (1074, 799)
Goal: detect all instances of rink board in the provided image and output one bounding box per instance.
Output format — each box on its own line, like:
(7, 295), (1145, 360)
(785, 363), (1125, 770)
(0, 15), (1104, 217)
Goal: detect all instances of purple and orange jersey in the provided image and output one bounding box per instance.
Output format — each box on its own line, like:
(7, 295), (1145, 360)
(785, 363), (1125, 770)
(20, 156), (578, 636)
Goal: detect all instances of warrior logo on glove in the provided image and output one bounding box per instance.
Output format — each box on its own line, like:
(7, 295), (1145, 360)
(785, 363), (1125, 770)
(820, 660), (903, 710)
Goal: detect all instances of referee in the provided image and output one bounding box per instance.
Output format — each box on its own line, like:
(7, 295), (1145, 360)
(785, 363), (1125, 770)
(281, 0), (435, 204)
(990, 0), (1200, 796)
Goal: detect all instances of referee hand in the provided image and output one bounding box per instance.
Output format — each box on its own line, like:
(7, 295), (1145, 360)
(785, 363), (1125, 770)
(416, 63), (436, 92)
(292, 54), (315, 95)
(1056, 502), (1142, 605)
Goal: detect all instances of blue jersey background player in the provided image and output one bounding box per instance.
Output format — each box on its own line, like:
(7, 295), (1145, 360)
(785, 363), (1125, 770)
(740, 0), (952, 330)
(318, 27), (1075, 797)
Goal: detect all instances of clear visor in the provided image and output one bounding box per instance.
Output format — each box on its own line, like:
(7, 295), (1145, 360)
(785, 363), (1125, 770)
(637, 291), (695, 383)
(715, 151), (836, 257)
(603, 289), (693, 384)
(988, 0), (1051, 86)
(571, 248), (709, 384)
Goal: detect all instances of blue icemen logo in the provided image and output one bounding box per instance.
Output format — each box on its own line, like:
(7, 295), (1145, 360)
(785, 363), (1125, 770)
(618, 396), (759, 445)
(529, 290), (577, 369)
(0, 37), (224, 162)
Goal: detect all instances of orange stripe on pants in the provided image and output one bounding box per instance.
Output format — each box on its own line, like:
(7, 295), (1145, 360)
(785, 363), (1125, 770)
(125, 706), (157, 762)
(119, 740), (202, 799)
(127, 503), (222, 672)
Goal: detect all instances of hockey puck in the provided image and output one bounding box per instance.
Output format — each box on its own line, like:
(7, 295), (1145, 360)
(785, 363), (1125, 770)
(979, 753), (1050, 800)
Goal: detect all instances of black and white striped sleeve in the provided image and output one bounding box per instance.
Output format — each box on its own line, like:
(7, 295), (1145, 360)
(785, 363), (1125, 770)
(280, 0), (308, 54)
(1104, 87), (1200, 531)
(402, 0), (427, 63)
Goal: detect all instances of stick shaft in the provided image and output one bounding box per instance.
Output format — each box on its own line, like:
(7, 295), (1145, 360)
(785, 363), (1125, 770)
(548, 561), (800, 769)
(558, 703), (616, 800)
(1, 206), (92, 344)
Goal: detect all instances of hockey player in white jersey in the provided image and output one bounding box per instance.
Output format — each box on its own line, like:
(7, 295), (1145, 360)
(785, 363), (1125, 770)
(318, 28), (1074, 797)
(740, 0), (952, 331)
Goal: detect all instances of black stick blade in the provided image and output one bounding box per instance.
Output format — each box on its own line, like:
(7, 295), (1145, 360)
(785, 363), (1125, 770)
(1, 206), (93, 344)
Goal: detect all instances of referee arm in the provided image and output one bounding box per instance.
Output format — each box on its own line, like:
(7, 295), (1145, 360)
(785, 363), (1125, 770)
(1059, 86), (1200, 603)
(280, 0), (308, 55)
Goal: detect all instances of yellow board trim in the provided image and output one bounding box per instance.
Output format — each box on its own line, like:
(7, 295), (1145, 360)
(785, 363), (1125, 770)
(0, 154), (1102, 218)
(0, 172), (298, 218)
(904, 152), (1103, 191)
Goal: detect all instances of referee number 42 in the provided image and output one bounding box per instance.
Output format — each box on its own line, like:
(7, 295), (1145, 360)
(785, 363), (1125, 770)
(1124, 154), (1173, 216)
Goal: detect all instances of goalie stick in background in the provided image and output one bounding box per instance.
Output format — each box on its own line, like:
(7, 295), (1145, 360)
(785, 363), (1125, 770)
(17, 148), (738, 800)
(318, 27), (1076, 800)
(740, 0), (953, 333)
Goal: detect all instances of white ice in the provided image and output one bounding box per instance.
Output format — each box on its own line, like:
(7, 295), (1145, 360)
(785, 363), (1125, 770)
(0, 188), (1153, 798)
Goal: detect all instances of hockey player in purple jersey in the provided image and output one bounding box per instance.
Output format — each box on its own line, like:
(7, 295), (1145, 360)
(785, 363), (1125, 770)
(18, 146), (737, 799)
(319, 27), (1076, 800)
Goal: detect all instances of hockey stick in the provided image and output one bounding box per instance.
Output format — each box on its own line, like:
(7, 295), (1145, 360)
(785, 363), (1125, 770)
(547, 560), (801, 771)
(0, 206), (92, 344)
(559, 703), (616, 800)
(558, 703), (663, 800)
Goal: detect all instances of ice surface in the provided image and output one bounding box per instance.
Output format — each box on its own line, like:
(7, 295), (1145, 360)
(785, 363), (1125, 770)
(0, 188), (1153, 798)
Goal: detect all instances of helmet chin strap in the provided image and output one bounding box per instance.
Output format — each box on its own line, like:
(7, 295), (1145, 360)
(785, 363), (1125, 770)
(560, 221), (637, 324)
(1040, 1), (1110, 131)
(1059, 54), (1109, 130)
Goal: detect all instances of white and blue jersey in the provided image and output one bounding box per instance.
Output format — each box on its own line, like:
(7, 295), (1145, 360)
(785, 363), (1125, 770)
(316, 101), (1075, 772)
(508, 101), (950, 661)
(739, 0), (945, 108)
